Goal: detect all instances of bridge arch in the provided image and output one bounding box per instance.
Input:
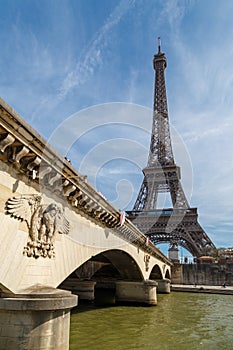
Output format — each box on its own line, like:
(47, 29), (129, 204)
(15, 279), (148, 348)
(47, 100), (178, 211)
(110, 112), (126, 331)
(58, 249), (144, 302)
(59, 249), (144, 287)
(149, 264), (163, 280)
(165, 268), (171, 280)
(96, 249), (143, 280)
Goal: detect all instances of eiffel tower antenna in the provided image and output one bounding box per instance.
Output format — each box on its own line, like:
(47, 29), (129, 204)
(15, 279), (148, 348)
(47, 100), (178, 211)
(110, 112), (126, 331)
(127, 39), (216, 258)
(158, 36), (161, 53)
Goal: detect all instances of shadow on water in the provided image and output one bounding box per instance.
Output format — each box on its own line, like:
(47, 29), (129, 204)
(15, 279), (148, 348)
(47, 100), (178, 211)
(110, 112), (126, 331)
(71, 287), (117, 314)
(71, 302), (115, 315)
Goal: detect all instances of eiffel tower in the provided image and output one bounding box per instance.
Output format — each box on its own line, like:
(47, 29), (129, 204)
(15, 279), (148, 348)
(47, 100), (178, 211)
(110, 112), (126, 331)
(127, 38), (216, 258)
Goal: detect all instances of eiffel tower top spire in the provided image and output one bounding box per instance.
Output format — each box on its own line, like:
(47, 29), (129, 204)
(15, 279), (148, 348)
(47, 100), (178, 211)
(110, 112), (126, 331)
(147, 37), (174, 167)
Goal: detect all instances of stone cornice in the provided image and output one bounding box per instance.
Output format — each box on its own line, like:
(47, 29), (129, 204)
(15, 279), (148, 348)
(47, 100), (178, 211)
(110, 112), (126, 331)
(0, 97), (172, 266)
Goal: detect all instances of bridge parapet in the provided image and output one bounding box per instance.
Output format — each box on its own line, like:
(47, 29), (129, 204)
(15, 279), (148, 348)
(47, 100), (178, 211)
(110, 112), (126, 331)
(0, 98), (171, 266)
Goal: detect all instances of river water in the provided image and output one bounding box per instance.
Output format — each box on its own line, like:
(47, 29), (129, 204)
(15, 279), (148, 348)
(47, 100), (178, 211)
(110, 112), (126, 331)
(70, 292), (233, 350)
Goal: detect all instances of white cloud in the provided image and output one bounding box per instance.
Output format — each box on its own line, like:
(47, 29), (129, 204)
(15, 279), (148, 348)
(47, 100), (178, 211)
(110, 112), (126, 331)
(59, 0), (136, 99)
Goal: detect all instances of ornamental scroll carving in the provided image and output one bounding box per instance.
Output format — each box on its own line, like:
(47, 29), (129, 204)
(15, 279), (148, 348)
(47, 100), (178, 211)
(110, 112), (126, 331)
(6, 195), (70, 258)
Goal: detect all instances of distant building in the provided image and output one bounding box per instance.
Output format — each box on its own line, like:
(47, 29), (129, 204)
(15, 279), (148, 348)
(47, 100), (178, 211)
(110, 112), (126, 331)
(218, 248), (233, 263)
(197, 256), (215, 264)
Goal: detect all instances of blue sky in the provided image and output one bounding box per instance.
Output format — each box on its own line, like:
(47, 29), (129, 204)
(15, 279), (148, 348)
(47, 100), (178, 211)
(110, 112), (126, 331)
(1, 0), (233, 252)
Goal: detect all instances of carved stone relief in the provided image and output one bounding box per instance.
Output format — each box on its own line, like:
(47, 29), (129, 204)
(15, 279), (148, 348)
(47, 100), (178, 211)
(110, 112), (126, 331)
(6, 195), (69, 258)
(144, 254), (150, 272)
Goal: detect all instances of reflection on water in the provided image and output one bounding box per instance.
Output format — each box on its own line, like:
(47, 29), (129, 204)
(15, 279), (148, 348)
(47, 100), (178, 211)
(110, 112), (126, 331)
(70, 293), (233, 350)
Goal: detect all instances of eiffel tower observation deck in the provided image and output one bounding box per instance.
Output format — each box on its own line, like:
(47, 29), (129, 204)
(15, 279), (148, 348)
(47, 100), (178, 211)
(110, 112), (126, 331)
(127, 38), (216, 258)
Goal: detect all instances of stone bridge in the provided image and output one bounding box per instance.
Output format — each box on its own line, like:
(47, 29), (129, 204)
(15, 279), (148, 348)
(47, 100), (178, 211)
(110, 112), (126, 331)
(0, 98), (172, 350)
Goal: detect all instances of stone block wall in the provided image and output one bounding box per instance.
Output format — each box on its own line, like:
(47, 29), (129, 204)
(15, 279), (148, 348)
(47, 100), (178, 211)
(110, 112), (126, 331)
(171, 263), (233, 286)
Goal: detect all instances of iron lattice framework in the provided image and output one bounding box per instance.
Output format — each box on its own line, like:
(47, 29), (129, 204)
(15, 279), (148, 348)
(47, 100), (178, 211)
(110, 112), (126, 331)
(127, 39), (216, 258)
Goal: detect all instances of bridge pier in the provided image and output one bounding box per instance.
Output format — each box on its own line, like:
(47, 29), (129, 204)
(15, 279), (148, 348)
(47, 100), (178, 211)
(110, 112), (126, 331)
(74, 280), (96, 301)
(59, 277), (97, 301)
(156, 278), (171, 293)
(115, 280), (157, 305)
(0, 288), (77, 350)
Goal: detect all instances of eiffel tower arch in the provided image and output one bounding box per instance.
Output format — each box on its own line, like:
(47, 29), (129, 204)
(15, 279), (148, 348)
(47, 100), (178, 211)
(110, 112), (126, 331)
(127, 38), (216, 258)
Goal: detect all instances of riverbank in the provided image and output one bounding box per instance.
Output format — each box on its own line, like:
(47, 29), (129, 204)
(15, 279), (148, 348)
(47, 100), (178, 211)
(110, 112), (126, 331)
(171, 284), (233, 295)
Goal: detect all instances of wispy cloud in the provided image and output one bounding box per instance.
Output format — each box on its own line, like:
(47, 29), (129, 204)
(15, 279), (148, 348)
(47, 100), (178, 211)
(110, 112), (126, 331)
(59, 0), (136, 99)
(29, 0), (137, 124)
(160, 0), (195, 34)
